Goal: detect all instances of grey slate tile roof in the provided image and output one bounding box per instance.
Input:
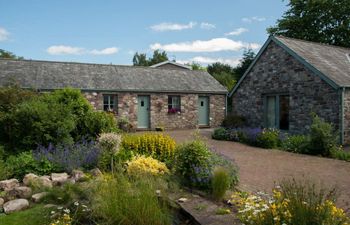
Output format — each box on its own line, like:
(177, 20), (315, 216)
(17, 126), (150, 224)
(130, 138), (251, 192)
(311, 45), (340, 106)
(0, 59), (227, 94)
(275, 36), (350, 87)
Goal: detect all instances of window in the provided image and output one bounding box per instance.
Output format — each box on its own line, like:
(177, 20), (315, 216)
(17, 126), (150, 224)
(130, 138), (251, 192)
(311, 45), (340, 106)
(264, 94), (289, 130)
(103, 94), (117, 112)
(168, 96), (181, 113)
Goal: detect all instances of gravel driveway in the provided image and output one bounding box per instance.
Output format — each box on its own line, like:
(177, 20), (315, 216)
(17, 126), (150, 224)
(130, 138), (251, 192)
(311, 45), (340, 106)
(165, 129), (350, 212)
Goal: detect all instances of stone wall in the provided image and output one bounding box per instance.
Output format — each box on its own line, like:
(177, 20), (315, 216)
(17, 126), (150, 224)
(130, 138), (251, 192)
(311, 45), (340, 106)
(343, 89), (350, 144)
(84, 92), (225, 130)
(231, 41), (340, 135)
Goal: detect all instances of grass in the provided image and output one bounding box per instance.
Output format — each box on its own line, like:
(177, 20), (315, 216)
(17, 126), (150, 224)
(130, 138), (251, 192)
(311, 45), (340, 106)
(90, 174), (172, 225)
(211, 166), (230, 201)
(215, 207), (231, 215)
(0, 204), (50, 225)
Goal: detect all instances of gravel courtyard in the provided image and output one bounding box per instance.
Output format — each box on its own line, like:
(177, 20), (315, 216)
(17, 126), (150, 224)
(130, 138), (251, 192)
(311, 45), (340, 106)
(166, 129), (350, 212)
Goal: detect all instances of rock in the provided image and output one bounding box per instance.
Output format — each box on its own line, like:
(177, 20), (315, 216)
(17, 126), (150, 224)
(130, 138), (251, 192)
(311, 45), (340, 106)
(156, 190), (161, 196)
(37, 176), (53, 188)
(178, 198), (188, 203)
(0, 179), (19, 191)
(32, 192), (48, 203)
(66, 178), (76, 184)
(23, 173), (39, 186)
(44, 204), (56, 208)
(71, 170), (86, 182)
(3, 199), (29, 214)
(51, 173), (69, 185)
(90, 168), (102, 177)
(7, 186), (32, 199)
(0, 198), (4, 208)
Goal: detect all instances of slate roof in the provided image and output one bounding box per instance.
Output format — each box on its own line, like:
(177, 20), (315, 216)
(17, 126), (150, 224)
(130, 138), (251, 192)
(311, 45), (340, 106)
(274, 36), (350, 87)
(229, 36), (350, 97)
(0, 59), (227, 94)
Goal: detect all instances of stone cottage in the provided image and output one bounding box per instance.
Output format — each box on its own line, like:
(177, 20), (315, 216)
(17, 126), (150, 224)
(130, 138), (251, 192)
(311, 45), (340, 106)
(229, 36), (350, 144)
(0, 59), (227, 130)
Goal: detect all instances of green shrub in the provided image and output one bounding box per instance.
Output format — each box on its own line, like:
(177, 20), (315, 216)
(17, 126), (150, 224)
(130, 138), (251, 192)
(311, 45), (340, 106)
(1, 88), (118, 152)
(212, 127), (229, 140)
(210, 152), (239, 189)
(98, 148), (135, 171)
(281, 134), (310, 153)
(309, 114), (338, 156)
(126, 155), (170, 177)
(256, 128), (280, 149)
(222, 114), (246, 128)
(211, 167), (230, 201)
(330, 146), (350, 162)
(5, 151), (56, 180)
(90, 174), (171, 225)
(175, 140), (212, 189)
(0, 85), (37, 113)
(121, 133), (176, 166)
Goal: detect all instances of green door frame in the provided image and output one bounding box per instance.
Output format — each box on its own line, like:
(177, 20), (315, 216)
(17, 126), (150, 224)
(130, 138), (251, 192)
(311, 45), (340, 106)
(137, 95), (150, 129)
(263, 93), (289, 130)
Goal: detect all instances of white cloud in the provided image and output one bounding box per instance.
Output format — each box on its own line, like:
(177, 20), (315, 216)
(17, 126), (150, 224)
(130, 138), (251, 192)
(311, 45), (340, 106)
(150, 22), (197, 31)
(200, 22), (216, 30)
(47, 45), (84, 55)
(178, 56), (240, 66)
(0, 27), (10, 41)
(242, 16), (266, 23)
(225, 28), (248, 36)
(90, 47), (119, 55)
(46, 45), (119, 55)
(150, 38), (260, 52)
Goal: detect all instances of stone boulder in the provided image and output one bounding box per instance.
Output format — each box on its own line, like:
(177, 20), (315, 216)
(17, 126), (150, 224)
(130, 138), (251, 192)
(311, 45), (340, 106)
(0, 197), (4, 208)
(32, 192), (48, 203)
(0, 179), (19, 191)
(7, 186), (32, 199)
(90, 168), (102, 177)
(23, 173), (39, 186)
(3, 199), (29, 214)
(71, 170), (86, 182)
(37, 176), (53, 188)
(51, 173), (69, 185)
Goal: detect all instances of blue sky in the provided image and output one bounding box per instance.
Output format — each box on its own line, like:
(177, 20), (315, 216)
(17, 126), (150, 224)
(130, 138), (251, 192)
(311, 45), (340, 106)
(0, 0), (287, 66)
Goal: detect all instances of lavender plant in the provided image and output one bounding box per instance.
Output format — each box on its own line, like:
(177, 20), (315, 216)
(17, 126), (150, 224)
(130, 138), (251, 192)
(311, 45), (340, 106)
(34, 138), (100, 172)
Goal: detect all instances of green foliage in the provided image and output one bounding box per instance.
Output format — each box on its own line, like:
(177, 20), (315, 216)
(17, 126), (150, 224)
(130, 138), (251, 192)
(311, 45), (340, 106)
(0, 85), (37, 113)
(175, 140), (212, 189)
(121, 133), (176, 166)
(0, 87), (117, 152)
(308, 114), (338, 156)
(268, 0), (350, 48)
(233, 49), (255, 81)
(207, 62), (235, 76)
(43, 182), (88, 205)
(330, 146), (350, 162)
(212, 127), (230, 140)
(211, 167), (230, 201)
(186, 62), (206, 71)
(281, 134), (310, 153)
(90, 174), (171, 225)
(0, 204), (50, 225)
(212, 72), (236, 91)
(0, 49), (24, 59)
(256, 129), (280, 149)
(133, 50), (168, 66)
(5, 151), (56, 180)
(222, 114), (246, 128)
(209, 152), (239, 189)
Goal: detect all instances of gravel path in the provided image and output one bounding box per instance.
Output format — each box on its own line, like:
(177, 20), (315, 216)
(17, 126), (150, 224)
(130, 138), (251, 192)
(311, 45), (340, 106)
(166, 129), (350, 212)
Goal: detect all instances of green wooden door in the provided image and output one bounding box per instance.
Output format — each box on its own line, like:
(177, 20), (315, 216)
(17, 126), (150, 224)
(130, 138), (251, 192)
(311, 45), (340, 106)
(137, 96), (150, 128)
(198, 96), (209, 126)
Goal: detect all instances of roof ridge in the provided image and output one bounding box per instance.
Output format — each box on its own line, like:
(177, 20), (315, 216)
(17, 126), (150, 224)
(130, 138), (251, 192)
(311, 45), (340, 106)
(275, 35), (350, 51)
(0, 58), (208, 73)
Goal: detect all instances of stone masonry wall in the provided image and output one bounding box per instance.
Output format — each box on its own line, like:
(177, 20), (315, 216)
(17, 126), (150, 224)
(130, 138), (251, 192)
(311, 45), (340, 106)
(343, 89), (350, 144)
(231, 41), (340, 135)
(84, 92), (225, 130)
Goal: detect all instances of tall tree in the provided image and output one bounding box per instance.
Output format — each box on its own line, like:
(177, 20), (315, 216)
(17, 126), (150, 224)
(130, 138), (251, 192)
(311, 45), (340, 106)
(233, 49), (255, 81)
(0, 49), (24, 59)
(187, 62), (207, 71)
(207, 62), (236, 91)
(132, 50), (168, 66)
(268, 0), (350, 47)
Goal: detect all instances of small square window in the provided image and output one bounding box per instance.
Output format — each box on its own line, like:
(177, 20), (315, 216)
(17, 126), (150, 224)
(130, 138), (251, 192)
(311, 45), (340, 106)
(168, 96), (181, 113)
(103, 94), (117, 113)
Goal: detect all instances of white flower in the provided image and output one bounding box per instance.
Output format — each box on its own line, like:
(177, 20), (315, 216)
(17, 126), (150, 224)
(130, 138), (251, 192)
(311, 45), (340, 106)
(51, 211), (55, 214)
(74, 201), (79, 206)
(57, 206), (63, 210)
(63, 208), (70, 214)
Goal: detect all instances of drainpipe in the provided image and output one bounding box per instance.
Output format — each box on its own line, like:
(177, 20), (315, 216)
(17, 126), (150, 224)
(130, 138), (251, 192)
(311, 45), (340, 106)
(340, 87), (345, 145)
